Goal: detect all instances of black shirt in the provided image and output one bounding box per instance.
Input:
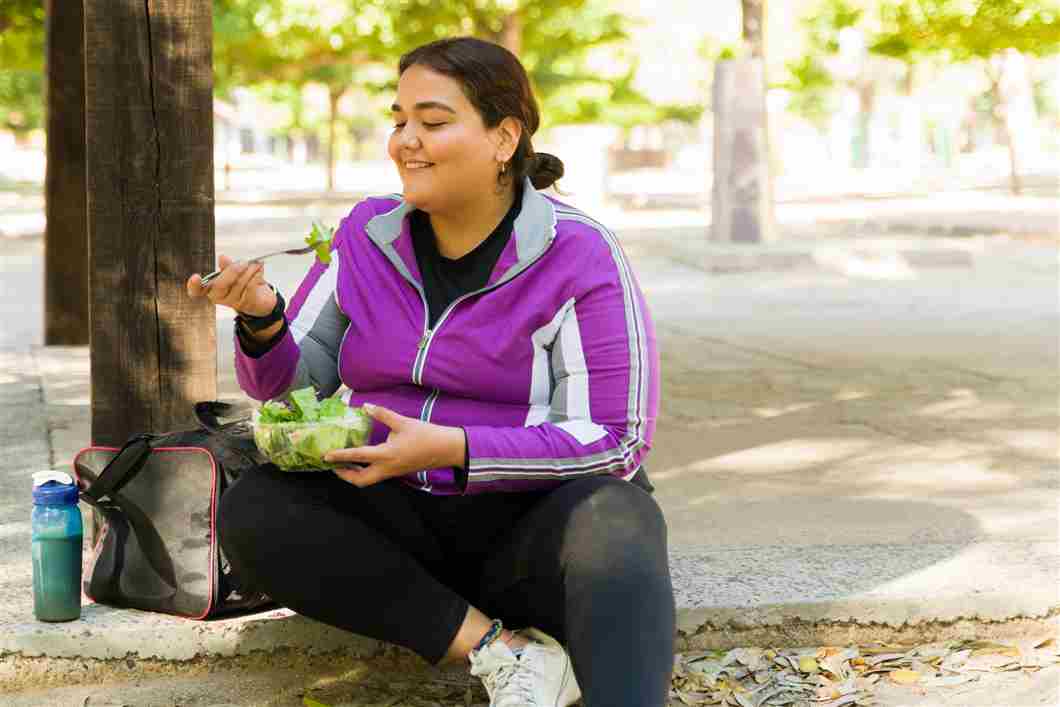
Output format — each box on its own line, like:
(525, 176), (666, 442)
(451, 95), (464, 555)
(410, 191), (522, 328)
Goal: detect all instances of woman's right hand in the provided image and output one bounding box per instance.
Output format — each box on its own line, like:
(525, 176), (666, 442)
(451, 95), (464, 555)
(185, 255), (275, 316)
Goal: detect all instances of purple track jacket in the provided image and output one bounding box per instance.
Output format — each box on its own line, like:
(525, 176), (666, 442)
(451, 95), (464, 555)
(235, 179), (659, 495)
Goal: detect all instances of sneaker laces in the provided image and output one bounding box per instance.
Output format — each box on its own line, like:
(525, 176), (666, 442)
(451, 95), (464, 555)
(471, 641), (544, 706)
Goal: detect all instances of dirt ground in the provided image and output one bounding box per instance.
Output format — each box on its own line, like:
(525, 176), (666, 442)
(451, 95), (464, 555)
(4, 653), (1057, 707)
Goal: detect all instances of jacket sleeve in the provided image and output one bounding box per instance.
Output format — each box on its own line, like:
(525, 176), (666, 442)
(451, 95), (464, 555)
(234, 241), (349, 403)
(459, 239), (659, 494)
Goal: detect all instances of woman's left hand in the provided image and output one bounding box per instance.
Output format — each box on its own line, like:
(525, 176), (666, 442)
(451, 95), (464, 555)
(325, 404), (466, 487)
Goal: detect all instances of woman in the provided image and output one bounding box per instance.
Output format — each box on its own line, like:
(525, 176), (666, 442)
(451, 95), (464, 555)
(187, 36), (674, 706)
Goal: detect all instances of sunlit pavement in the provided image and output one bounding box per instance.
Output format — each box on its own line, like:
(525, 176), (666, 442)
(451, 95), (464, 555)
(0, 188), (1056, 700)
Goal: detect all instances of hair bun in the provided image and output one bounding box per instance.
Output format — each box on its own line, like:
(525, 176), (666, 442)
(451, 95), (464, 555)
(529, 152), (564, 190)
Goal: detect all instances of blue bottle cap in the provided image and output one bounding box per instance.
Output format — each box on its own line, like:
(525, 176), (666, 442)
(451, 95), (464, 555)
(32, 471), (79, 506)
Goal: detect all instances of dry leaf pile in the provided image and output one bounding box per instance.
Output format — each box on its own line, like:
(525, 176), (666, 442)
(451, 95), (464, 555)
(668, 637), (1060, 707)
(296, 637), (1059, 706)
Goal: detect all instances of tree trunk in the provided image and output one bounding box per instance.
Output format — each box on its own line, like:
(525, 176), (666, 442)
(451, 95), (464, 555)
(327, 88), (340, 192)
(741, 0), (766, 58)
(712, 0), (773, 242)
(988, 72), (1021, 195)
(500, 12), (522, 56)
(855, 81), (876, 169)
(44, 0), (88, 345)
(1002, 115), (1021, 195)
(711, 59), (773, 243)
(84, 0), (217, 446)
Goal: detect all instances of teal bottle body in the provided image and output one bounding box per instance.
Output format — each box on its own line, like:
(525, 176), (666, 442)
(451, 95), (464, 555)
(31, 479), (83, 622)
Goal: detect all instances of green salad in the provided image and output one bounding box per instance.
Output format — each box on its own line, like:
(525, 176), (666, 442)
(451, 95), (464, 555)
(252, 387), (371, 471)
(305, 222), (336, 265)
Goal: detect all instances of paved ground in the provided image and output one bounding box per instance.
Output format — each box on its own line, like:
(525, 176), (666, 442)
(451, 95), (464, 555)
(0, 195), (1057, 703)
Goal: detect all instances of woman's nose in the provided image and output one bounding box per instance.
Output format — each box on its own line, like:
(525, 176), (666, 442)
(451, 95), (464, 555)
(402, 130), (421, 149)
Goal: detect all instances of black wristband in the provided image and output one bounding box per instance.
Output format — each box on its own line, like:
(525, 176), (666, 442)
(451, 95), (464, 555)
(236, 286), (285, 333)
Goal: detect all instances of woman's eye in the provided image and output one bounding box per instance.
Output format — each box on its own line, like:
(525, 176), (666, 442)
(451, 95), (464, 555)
(424, 122), (445, 128)
(392, 123), (406, 130)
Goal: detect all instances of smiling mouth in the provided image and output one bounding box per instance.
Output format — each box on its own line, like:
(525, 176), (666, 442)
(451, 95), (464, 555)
(404, 161), (435, 170)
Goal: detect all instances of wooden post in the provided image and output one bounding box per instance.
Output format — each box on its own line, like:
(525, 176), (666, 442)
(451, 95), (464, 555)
(710, 58), (774, 243)
(44, 0), (88, 345)
(84, 0), (216, 446)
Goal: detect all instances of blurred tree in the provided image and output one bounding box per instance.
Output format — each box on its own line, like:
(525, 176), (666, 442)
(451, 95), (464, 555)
(784, 0), (901, 167)
(742, 0), (767, 57)
(871, 0), (1060, 193)
(44, 0), (89, 345)
(0, 0), (45, 137)
(777, 54), (835, 130)
(385, 0), (699, 129)
(710, 0), (774, 243)
(214, 0), (394, 190)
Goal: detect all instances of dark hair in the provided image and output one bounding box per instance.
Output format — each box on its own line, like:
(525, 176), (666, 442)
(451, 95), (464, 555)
(398, 36), (564, 191)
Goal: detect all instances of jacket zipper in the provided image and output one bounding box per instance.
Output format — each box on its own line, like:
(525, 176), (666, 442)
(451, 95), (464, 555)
(419, 388), (439, 422)
(368, 223), (554, 385)
(412, 283), (504, 385)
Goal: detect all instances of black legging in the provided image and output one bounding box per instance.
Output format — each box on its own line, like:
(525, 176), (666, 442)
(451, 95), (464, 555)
(218, 464), (676, 706)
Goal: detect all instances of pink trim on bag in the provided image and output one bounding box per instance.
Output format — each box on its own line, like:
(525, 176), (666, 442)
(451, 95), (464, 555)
(71, 445), (219, 620)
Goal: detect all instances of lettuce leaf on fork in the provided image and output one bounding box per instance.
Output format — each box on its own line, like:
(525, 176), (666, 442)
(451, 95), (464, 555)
(304, 222), (336, 265)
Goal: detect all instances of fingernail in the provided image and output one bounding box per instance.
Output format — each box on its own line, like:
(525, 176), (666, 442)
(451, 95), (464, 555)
(364, 403), (376, 414)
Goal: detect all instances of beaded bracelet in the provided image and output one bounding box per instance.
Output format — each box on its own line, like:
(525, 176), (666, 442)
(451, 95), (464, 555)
(472, 618), (504, 653)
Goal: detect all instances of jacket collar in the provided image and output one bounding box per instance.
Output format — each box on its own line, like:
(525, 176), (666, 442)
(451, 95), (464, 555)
(364, 177), (557, 284)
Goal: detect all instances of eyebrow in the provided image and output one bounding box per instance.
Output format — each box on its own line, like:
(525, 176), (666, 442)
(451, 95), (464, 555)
(390, 100), (457, 114)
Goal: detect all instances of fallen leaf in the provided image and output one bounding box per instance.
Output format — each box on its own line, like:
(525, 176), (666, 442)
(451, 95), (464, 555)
(971, 644), (1020, 658)
(925, 674), (978, 688)
(889, 669), (920, 685)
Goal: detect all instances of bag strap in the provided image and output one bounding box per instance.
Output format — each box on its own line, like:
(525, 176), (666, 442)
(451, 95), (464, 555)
(80, 434), (153, 504)
(194, 401), (252, 433)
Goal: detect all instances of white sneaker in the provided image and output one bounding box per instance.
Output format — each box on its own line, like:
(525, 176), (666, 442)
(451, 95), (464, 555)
(469, 627), (582, 707)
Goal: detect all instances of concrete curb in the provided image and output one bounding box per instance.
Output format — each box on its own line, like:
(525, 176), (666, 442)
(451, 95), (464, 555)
(4, 539), (1057, 690)
(3, 593), (1056, 691)
(653, 236), (985, 276)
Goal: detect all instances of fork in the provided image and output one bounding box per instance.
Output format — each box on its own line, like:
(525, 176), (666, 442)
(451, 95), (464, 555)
(199, 245), (316, 288)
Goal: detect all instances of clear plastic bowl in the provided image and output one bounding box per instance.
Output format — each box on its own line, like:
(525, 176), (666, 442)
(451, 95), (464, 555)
(252, 408), (372, 471)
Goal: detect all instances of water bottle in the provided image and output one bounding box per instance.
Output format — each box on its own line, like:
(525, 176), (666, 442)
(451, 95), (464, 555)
(31, 470), (83, 622)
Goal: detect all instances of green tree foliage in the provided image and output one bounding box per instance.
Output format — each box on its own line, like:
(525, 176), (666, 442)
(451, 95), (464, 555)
(778, 0), (867, 130)
(0, 0), (45, 135)
(803, 0), (865, 53)
(777, 55), (835, 129)
(213, 0), (395, 188)
(214, 0), (393, 93)
(871, 0), (1060, 61)
(384, 0), (700, 128)
(870, 0), (1060, 192)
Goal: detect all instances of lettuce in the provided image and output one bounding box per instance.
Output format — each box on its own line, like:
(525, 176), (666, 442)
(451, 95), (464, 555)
(258, 401), (297, 423)
(288, 387), (320, 421)
(305, 222), (336, 265)
(318, 396), (348, 420)
(252, 387), (371, 471)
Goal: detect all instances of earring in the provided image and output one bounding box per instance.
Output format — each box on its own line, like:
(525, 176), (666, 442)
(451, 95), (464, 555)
(499, 160), (508, 175)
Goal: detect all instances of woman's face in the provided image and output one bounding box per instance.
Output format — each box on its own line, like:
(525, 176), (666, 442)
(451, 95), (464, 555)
(387, 64), (506, 213)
